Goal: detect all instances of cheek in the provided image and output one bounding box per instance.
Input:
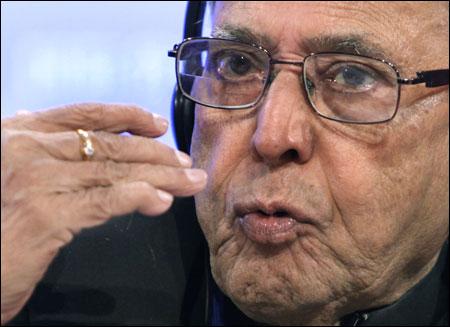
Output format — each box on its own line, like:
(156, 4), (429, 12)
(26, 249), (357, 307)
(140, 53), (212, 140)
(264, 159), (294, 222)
(191, 107), (255, 246)
(320, 131), (430, 256)
(191, 107), (255, 175)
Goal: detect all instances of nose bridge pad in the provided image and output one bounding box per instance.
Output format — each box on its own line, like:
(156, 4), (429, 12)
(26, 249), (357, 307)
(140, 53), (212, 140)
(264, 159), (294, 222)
(268, 70), (277, 85)
(267, 61), (304, 88)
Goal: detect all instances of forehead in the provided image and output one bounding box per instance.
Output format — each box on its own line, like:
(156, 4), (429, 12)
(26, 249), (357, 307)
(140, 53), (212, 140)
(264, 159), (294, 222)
(211, 1), (446, 73)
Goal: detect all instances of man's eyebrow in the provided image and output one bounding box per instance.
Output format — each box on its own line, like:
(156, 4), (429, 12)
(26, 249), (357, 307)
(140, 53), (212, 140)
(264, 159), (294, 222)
(302, 34), (391, 60)
(212, 25), (392, 61)
(211, 25), (276, 50)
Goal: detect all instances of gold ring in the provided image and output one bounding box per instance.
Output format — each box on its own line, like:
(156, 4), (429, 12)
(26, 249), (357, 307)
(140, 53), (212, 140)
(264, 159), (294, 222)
(76, 129), (95, 161)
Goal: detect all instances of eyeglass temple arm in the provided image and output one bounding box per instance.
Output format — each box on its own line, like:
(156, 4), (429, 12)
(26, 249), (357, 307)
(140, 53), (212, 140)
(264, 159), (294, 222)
(168, 49), (177, 57)
(398, 69), (449, 87)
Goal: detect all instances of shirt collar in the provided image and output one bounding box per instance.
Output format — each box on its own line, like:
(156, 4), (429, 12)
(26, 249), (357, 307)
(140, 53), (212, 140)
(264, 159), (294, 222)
(341, 240), (448, 326)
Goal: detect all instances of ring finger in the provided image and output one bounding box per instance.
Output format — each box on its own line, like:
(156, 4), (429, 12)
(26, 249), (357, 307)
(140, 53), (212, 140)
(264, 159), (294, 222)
(35, 130), (192, 167)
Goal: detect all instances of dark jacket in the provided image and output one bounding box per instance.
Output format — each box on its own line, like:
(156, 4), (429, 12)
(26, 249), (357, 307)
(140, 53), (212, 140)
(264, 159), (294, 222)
(7, 197), (449, 326)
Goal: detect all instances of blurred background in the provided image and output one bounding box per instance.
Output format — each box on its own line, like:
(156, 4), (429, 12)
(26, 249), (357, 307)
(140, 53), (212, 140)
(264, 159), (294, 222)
(1, 1), (192, 147)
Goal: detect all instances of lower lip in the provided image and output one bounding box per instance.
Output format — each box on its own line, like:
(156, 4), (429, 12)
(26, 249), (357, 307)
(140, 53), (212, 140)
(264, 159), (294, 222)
(239, 213), (299, 245)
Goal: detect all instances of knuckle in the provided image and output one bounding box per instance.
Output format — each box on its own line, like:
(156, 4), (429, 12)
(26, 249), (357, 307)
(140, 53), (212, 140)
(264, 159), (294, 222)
(84, 188), (113, 222)
(3, 159), (52, 204)
(27, 159), (54, 184)
(96, 132), (124, 160)
(97, 193), (114, 221)
(3, 130), (33, 153)
(95, 160), (131, 183)
(122, 105), (154, 127)
(114, 162), (132, 181)
(152, 166), (196, 195)
(159, 165), (185, 180)
(136, 137), (157, 159)
(124, 104), (147, 118)
(2, 131), (46, 194)
(138, 182), (156, 200)
(177, 168), (207, 195)
(1, 117), (15, 129)
(179, 167), (193, 184)
(113, 104), (143, 123)
(137, 183), (172, 215)
(70, 103), (106, 127)
(153, 165), (180, 184)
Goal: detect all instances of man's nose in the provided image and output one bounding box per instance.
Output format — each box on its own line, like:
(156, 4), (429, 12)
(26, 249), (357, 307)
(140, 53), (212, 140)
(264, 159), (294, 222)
(251, 70), (315, 166)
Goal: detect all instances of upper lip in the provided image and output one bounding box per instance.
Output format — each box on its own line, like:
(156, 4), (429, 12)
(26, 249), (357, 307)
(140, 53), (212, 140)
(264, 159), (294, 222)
(234, 198), (317, 225)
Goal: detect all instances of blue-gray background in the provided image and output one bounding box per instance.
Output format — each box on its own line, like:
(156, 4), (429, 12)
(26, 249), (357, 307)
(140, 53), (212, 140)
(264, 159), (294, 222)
(1, 1), (193, 148)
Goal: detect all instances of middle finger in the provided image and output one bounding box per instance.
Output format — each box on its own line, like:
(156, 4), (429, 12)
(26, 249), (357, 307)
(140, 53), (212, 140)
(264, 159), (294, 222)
(36, 160), (208, 197)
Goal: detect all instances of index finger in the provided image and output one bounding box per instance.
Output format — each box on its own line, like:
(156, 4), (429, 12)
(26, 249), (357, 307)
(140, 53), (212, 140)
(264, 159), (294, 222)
(2, 103), (169, 138)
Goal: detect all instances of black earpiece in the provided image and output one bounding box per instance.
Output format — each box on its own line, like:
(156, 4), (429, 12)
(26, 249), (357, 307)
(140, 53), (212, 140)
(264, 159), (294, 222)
(171, 1), (206, 154)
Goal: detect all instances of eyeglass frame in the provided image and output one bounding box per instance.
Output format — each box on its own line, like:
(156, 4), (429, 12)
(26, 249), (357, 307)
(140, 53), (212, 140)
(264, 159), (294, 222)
(169, 37), (449, 125)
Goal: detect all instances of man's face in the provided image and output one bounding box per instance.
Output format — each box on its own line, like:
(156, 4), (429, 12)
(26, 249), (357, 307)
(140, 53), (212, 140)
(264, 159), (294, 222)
(190, 2), (449, 325)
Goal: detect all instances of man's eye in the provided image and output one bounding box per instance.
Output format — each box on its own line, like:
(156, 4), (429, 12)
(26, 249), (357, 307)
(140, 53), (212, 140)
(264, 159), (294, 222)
(326, 64), (377, 92)
(210, 51), (259, 81)
(219, 54), (252, 76)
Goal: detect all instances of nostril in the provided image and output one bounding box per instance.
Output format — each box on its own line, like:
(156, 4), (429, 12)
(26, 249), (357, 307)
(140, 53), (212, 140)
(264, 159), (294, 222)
(283, 149), (299, 161)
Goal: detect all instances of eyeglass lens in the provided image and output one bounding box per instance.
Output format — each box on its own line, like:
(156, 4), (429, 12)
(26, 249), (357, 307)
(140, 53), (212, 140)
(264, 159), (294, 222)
(177, 39), (400, 123)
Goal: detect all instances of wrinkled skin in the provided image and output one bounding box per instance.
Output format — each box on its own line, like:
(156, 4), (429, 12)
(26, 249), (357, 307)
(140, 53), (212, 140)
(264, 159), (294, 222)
(1, 104), (208, 324)
(191, 2), (449, 325)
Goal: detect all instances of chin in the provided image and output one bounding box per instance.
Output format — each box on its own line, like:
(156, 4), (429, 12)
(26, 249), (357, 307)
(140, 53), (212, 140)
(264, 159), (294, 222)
(225, 281), (334, 326)
(210, 242), (339, 326)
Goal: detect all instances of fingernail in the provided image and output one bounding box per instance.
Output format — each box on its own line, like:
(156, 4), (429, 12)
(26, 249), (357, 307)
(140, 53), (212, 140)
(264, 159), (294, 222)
(157, 189), (173, 203)
(175, 151), (192, 167)
(153, 113), (169, 130)
(186, 169), (208, 183)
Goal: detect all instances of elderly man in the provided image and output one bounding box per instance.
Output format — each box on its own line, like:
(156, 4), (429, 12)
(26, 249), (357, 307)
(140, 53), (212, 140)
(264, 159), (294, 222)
(1, 1), (448, 326)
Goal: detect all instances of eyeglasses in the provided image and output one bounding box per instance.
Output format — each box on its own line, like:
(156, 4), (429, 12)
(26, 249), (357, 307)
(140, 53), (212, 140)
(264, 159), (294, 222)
(169, 37), (449, 124)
